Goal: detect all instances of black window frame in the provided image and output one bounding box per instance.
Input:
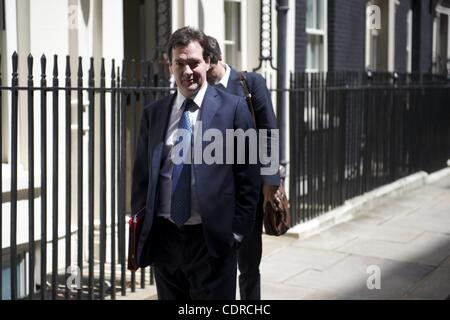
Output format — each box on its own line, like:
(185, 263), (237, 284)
(1, 0), (5, 31)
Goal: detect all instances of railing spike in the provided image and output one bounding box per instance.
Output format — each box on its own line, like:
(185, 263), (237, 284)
(66, 55), (71, 78)
(41, 55), (47, 77)
(101, 58), (105, 78)
(53, 55), (58, 77)
(111, 59), (116, 79)
(12, 52), (18, 75)
(77, 56), (83, 77)
(27, 54), (34, 78)
(89, 57), (94, 79)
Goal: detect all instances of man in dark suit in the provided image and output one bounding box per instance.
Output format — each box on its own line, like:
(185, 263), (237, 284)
(205, 36), (281, 300)
(130, 27), (260, 300)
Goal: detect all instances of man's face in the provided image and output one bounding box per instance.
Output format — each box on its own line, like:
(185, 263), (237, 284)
(170, 41), (210, 98)
(206, 63), (220, 84)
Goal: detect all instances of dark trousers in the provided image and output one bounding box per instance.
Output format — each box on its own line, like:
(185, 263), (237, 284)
(151, 217), (237, 300)
(237, 193), (264, 300)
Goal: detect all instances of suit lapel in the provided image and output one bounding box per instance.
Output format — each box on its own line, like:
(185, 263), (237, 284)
(227, 68), (244, 96)
(200, 86), (221, 132)
(150, 94), (175, 187)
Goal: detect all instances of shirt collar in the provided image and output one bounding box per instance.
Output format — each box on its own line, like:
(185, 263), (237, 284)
(216, 63), (231, 88)
(175, 82), (208, 110)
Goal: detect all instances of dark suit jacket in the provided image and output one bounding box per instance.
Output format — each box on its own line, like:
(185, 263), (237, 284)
(131, 85), (261, 268)
(221, 67), (280, 186)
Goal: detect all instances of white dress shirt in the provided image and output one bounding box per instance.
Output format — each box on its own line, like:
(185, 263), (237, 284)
(216, 63), (232, 88)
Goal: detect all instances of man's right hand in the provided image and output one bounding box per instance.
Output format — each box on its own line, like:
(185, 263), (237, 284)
(262, 184), (283, 213)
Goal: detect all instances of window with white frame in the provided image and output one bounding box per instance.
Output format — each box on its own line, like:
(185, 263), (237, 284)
(224, 0), (242, 69)
(406, 9), (412, 73)
(1, 0), (4, 31)
(306, 0), (327, 72)
(366, 1), (380, 70)
(433, 5), (450, 74)
(1, 252), (27, 300)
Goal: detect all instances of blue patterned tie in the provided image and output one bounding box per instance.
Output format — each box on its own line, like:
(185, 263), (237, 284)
(170, 99), (194, 227)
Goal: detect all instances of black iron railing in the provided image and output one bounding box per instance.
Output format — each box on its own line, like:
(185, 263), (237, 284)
(289, 71), (450, 225)
(0, 52), (170, 300)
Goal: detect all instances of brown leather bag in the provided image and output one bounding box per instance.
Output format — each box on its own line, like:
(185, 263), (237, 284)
(239, 71), (291, 236)
(263, 167), (291, 236)
(127, 207), (145, 271)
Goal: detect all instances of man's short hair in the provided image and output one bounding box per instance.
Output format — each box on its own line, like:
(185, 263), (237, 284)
(205, 36), (222, 65)
(167, 26), (210, 63)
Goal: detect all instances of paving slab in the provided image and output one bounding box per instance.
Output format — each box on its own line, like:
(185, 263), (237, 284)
(350, 203), (416, 225)
(431, 175), (450, 188)
(408, 203), (450, 221)
(284, 254), (433, 299)
(336, 232), (450, 267)
(291, 231), (358, 251)
(262, 246), (348, 271)
(261, 282), (338, 300)
(386, 214), (450, 235)
(321, 220), (424, 243)
(286, 268), (366, 297)
(262, 235), (297, 258)
(392, 196), (432, 210)
(403, 266), (450, 300)
(407, 186), (446, 200)
(349, 213), (394, 225)
(260, 260), (311, 283)
(443, 257), (450, 267)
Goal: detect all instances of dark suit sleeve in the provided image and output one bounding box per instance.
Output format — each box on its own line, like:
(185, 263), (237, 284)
(131, 107), (150, 215)
(248, 72), (281, 186)
(232, 98), (261, 237)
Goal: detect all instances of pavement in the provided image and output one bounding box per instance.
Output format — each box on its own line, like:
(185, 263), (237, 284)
(259, 174), (450, 300)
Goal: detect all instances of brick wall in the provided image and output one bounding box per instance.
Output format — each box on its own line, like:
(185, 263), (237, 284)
(412, 0), (433, 73)
(295, 0), (307, 71)
(327, 0), (367, 71)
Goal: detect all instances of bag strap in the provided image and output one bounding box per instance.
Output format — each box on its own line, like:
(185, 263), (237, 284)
(239, 71), (285, 186)
(238, 71), (256, 123)
(239, 71), (287, 190)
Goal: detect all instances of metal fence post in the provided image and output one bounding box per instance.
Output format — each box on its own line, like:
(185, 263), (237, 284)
(10, 52), (19, 300)
(27, 53), (35, 300)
